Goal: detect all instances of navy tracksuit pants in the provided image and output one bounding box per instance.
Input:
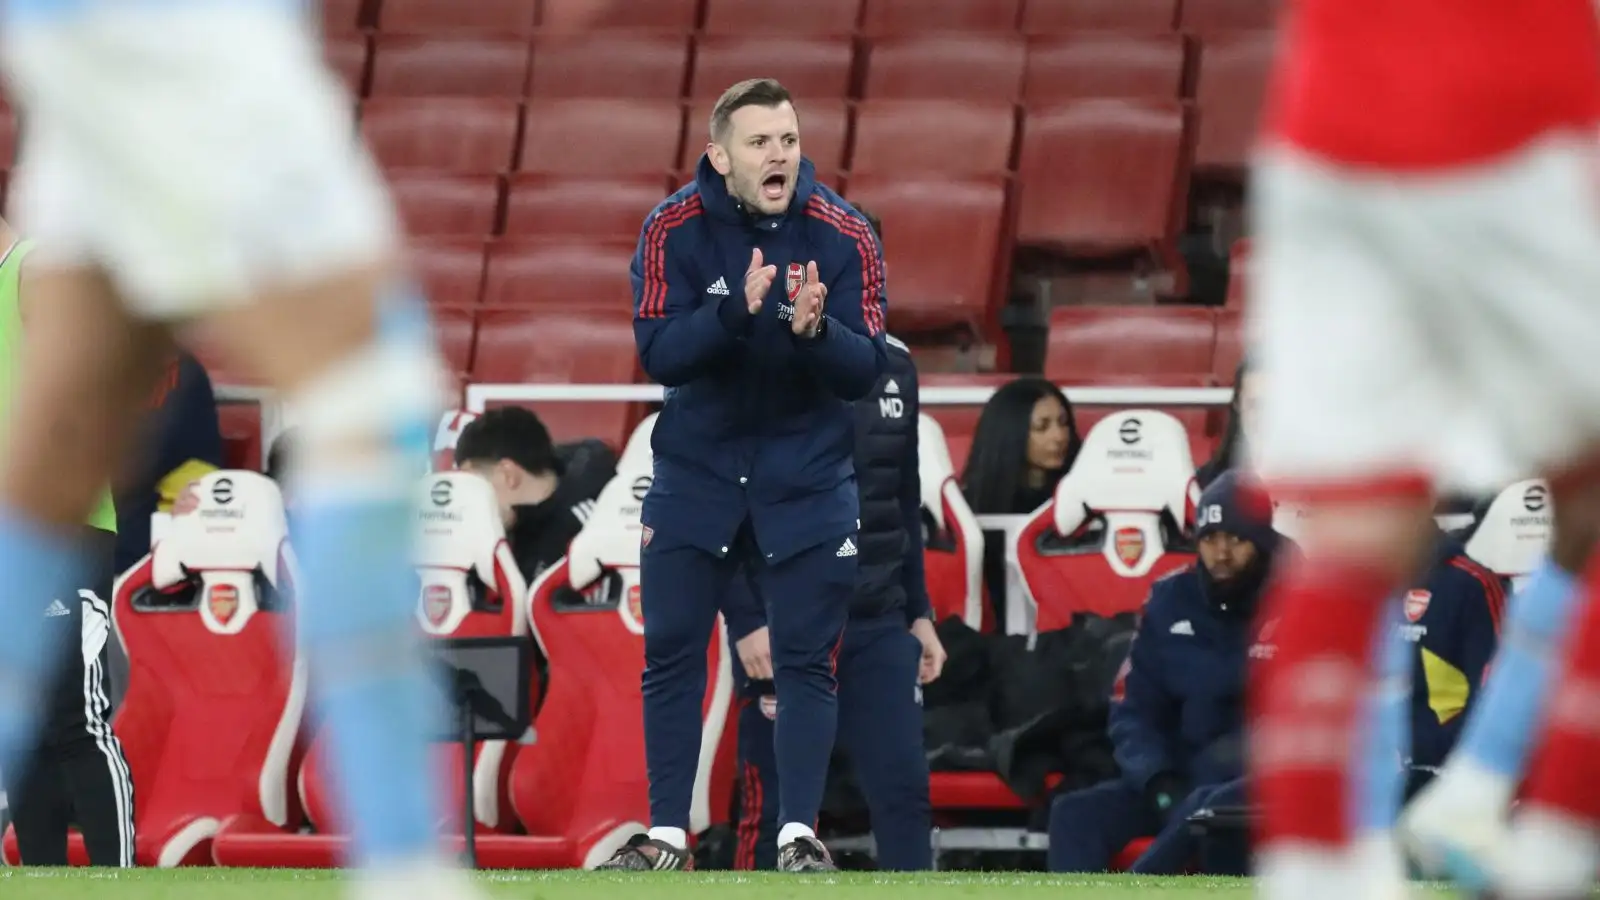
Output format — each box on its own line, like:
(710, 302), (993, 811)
(640, 525), (855, 834)
(1047, 776), (1249, 875)
(732, 615), (931, 870)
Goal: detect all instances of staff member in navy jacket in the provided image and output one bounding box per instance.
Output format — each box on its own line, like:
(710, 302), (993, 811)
(1048, 472), (1279, 874)
(725, 210), (945, 870)
(599, 78), (888, 873)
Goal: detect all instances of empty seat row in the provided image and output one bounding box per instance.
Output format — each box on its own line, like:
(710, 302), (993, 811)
(326, 0), (1279, 37)
(325, 32), (1212, 104)
(360, 94), (1239, 180)
(1047, 305), (1244, 384)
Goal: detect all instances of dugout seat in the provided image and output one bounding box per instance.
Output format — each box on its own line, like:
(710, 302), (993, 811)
(683, 100), (850, 177)
(432, 409), (481, 472)
(390, 174), (501, 238)
(504, 175), (669, 242)
(521, 100), (683, 177)
(210, 473), (534, 867)
(702, 0), (862, 34)
(917, 413), (986, 629)
(852, 101), (1017, 176)
(369, 37), (531, 98)
(1016, 98), (1189, 260)
(527, 34), (690, 100)
(1023, 34), (1188, 103)
(482, 240), (635, 310)
(1046, 306), (1217, 383)
(376, 0), (537, 35)
(691, 36), (855, 100)
(471, 415), (739, 868)
(1465, 480), (1553, 591)
(1016, 410), (1198, 630)
(1194, 32), (1277, 175)
(4, 471), (305, 868)
(361, 98), (521, 174)
(321, 0), (363, 34)
(1020, 0), (1180, 32)
(863, 35), (1026, 101)
(844, 175), (1007, 334)
(409, 238), (488, 307)
(861, 0), (1023, 33)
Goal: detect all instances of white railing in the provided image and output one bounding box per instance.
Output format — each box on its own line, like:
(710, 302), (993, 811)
(465, 382), (1235, 411)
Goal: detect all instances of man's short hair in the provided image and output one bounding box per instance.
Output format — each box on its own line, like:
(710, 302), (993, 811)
(851, 203), (882, 241)
(709, 78), (794, 144)
(453, 407), (562, 477)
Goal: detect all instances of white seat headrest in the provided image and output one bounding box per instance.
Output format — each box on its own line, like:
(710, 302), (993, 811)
(917, 414), (957, 529)
(1465, 479), (1552, 579)
(567, 414), (656, 588)
(152, 470), (291, 635)
(1052, 409), (1196, 535)
(414, 472), (525, 634)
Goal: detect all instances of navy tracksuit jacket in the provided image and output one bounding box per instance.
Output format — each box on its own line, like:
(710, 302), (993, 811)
(631, 154), (889, 835)
(725, 338), (932, 870)
(1049, 564), (1260, 874)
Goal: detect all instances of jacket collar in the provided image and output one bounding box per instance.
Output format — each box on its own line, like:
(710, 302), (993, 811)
(694, 153), (818, 228)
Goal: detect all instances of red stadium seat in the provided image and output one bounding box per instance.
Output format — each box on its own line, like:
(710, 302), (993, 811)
(1226, 237), (1250, 308)
(11, 472), (308, 868)
(863, 35), (1026, 101)
(1213, 308), (1244, 381)
(504, 174), (666, 242)
(1023, 34), (1188, 102)
(321, 0), (364, 35)
(703, 0), (862, 34)
(1182, 0), (1283, 33)
(482, 240), (635, 310)
(474, 306), (635, 384)
(521, 100), (682, 177)
(1016, 410), (1198, 629)
(434, 304), (477, 377)
(323, 37), (369, 98)
(690, 36), (855, 100)
(527, 33), (690, 100)
(1194, 31), (1276, 173)
(1020, 0), (1180, 32)
(1016, 99), (1188, 256)
(861, 0), (1023, 34)
(852, 101), (1017, 176)
(681, 99), (848, 177)
(210, 476), (535, 867)
(389, 174), (501, 237)
(475, 307), (638, 450)
(369, 37), (531, 98)
(361, 99), (521, 174)
(844, 175), (1008, 333)
(1045, 306), (1216, 382)
(539, 0), (699, 31)
(377, 0), (537, 35)
(409, 238), (488, 307)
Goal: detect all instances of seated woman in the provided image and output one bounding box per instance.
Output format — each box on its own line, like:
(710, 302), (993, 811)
(960, 378), (1081, 624)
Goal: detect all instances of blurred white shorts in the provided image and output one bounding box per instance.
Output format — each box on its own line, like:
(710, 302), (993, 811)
(1, 2), (399, 319)
(1248, 132), (1600, 496)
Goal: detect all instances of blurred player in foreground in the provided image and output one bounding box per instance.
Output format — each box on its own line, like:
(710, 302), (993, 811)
(0, 1), (484, 896)
(1244, 1), (1600, 899)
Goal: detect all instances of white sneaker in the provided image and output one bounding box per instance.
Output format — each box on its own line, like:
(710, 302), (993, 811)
(1352, 831), (1414, 900)
(1398, 764), (1512, 891)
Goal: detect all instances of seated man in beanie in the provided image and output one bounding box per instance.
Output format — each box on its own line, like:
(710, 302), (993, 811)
(1048, 472), (1281, 874)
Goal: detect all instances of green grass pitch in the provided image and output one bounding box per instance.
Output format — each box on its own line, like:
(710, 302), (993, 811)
(0, 869), (1464, 899)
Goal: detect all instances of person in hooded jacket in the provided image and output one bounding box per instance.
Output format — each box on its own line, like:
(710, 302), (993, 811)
(1047, 472), (1279, 874)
